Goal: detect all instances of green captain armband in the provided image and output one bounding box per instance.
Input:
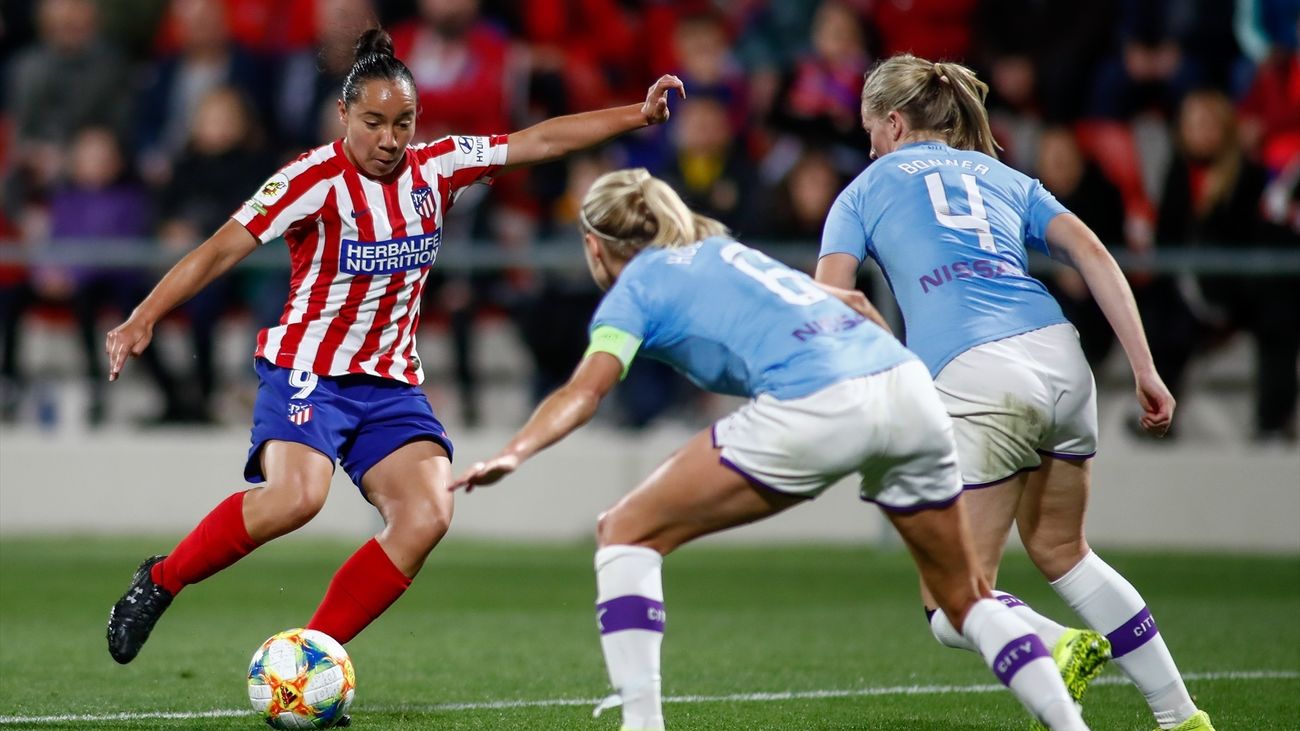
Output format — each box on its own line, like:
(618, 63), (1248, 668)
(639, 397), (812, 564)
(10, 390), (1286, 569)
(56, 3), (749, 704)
(584, 325), (642, 380)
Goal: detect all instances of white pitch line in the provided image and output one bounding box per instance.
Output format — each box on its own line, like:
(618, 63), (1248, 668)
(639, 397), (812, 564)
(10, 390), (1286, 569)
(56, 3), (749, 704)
(1, 670), (1295, 725)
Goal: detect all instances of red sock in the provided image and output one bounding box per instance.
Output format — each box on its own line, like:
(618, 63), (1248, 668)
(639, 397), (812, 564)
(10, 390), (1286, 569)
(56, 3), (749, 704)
(151, 491), (259, 595)
(306, 539), (412, 645)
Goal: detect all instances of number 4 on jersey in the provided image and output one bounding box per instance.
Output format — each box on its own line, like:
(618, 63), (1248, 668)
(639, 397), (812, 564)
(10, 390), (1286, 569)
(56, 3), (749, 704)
(925, 172), (996, 253)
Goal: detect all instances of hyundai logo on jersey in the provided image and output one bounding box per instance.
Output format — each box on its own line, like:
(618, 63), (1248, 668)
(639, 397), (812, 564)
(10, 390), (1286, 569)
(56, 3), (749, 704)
(341, 231), (442, 275)
(458, 136), (486, 163)
(410, 186), (436, 218)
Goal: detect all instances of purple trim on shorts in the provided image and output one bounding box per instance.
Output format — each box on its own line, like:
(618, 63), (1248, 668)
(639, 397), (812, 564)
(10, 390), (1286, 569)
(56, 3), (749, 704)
(718, 457), (815, 501)
(1107, 606), (1158, 658)
(596, 595), (665, 635)
(1036, 449), (1096, 461)
(995, 593), (1027, 610)
(962, 465), (1041, 490)
(711, 423), (720, 448)
(993, 633), (1050, 686)
(862, 491), (962, 514)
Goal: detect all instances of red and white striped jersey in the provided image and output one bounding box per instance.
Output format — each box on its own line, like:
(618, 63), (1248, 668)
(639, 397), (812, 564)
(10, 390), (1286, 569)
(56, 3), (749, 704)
(232, 134), (508, 384)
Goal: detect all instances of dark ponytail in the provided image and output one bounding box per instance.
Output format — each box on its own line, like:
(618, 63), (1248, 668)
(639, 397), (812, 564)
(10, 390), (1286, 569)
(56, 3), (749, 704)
(341, 28), (415, 108)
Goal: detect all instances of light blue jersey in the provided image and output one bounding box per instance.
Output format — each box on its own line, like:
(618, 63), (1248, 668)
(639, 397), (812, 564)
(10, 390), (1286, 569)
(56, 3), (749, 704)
(588, 237), (914, 400)
(820, 141), (1070, 376)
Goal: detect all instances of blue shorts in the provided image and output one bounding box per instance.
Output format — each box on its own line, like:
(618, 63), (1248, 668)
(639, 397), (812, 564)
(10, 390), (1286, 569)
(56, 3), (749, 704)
(245, 358), (453, 488)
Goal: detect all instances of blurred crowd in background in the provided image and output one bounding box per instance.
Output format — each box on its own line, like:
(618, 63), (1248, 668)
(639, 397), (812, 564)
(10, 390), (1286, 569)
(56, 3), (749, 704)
(0, 0), (1297, 440)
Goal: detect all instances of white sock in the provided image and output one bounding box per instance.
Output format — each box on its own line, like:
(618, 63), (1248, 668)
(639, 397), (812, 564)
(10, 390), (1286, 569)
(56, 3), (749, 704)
(595, 545), (666, 731)
(961, 598), (1088, 731)
(1052, 551), (1198, 728)
(929, 606), (975, 650)
(992, 590), (1069, 648)
(929, 591), (1068, 651)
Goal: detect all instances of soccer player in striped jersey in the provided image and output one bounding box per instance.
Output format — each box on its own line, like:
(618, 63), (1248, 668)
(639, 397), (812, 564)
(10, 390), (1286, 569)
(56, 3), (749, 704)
(105, 27), (687, 670)
(816, 55), (1213, 731)
(451, 169), (1091, 731)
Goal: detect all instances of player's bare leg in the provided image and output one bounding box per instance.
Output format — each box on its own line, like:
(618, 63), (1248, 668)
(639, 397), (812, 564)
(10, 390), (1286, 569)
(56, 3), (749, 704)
(360, 439), (454, 576)
(1022, 457), (1207, 730)
(918, 471), (1108, 708)
(243, 441), (335, 541)
(597, 430), (803, 554)
(108, 441), (333, 664)
(922, 475), (1065, 645)
(888, 500), (1088, 731)
(592, 428), (803, 731)
(306, 439), (453, 645)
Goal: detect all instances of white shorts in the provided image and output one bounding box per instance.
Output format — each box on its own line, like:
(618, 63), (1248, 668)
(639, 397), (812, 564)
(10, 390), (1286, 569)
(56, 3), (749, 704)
(712, 360), (962, 513)
(933, 324), (1098, 488)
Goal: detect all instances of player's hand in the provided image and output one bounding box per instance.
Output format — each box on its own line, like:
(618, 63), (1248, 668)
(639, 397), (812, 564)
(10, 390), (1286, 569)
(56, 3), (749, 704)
(813, 282), (893, 333)
(1135, 369), (1175, 437)
(641, 75), (685, 125)
(449, 454), (521, 493)
(105, 315), (155, 382)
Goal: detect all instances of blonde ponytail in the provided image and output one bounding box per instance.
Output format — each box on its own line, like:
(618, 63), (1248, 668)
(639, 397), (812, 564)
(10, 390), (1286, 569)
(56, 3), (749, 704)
(579, 168), (728, 258)
(861, 54), (1000, 157)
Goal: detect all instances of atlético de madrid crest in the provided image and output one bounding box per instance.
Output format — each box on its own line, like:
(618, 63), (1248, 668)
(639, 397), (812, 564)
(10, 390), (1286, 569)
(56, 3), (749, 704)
(411, 186), (435, 218)
(288, 403), (313, 426)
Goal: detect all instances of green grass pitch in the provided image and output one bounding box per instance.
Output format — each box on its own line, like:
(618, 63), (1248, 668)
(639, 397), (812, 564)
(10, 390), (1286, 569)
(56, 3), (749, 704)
(1, 537), (1296, 730)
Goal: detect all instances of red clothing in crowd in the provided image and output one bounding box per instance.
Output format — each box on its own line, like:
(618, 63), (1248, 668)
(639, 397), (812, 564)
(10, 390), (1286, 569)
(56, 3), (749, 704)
(870, 0), (977, 62)
(1240, 52), (1300, 173)
(389, 20), (514, 141)
(153, 0), (316, 54)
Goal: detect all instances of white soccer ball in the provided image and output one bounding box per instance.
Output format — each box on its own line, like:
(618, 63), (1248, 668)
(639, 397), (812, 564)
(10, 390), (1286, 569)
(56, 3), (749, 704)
(248, 628), (355, 729)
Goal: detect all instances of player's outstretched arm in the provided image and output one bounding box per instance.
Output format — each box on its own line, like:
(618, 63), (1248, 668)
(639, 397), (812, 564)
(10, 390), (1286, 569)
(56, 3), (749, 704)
(502, 75), (684, 170)
(451, 352), (624, 492)
(105, 220), (259, 381)
(1045, 213), (1175, 436)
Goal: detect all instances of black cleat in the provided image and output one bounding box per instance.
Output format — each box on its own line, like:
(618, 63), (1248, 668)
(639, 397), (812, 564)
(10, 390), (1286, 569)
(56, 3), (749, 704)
(107, 555), (174, 664)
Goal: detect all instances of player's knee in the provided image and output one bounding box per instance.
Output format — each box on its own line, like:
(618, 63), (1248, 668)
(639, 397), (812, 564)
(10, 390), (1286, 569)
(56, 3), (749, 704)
(595, 507), (669, 552)
(595, 509), (621, 547)
(279, 484), (328, 530)
(391, 501), (451, 551)
(1024, 533), (1089, 580)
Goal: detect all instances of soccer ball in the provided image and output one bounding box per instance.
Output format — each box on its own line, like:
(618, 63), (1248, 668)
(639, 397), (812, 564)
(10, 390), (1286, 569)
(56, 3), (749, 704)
(247, 628), (355, 729)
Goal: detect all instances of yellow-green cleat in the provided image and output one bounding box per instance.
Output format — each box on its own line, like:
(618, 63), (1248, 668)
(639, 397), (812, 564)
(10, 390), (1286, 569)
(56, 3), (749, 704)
(1029, 629), (1112, 730)
(1053, 628), (1111, 704)
(1156, 710), (1215, 731)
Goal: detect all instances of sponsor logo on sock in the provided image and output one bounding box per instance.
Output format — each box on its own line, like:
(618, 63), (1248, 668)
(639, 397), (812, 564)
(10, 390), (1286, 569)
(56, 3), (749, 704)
(596, 595), (665, 635)
(993, 633), (1049, 686)
(1107, 606), (1158, 658)
(995, 593), (1027, 609)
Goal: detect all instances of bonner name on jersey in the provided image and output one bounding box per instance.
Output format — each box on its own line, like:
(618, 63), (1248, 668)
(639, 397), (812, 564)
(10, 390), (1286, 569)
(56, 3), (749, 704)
(341, 231), (443, 275)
